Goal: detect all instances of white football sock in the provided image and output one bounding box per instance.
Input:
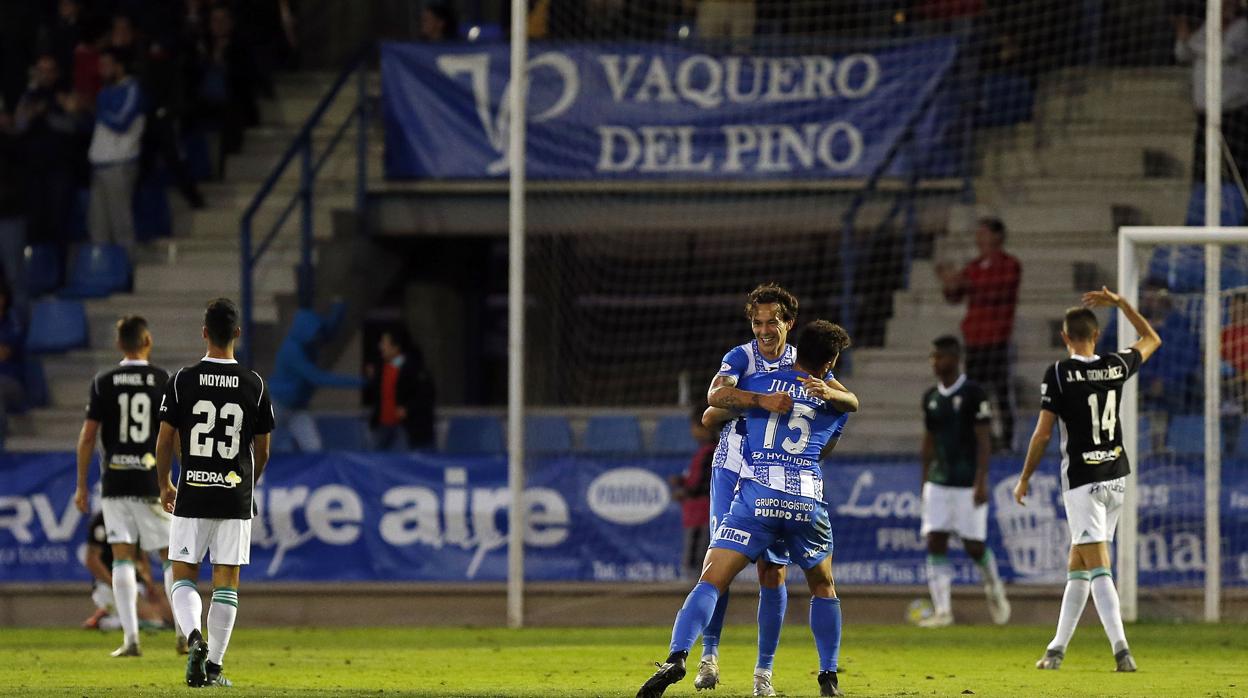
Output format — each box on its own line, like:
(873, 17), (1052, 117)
(926, 554), (953, 615)
(1048, 571), (1091, 651)
(1090, 568), (1129, 654)
(162, 562), (180, 639)
(111, 561), (140, 646)
(207, 587), (239, 665)
(171, 580), (202, 638)
(975, 548), (1001, 587)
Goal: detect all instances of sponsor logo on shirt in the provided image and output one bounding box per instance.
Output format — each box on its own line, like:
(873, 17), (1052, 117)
(185, 470), (243, 488)
(1081, 446), (1122, 465)
(108, 453), (157, 470)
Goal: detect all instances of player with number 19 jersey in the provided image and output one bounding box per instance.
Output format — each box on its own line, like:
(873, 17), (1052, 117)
(711, 367), (848, 568)
(89, 361), (169, 497)
(160, 358), (274, 519)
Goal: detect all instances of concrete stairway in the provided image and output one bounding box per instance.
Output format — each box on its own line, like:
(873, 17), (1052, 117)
(8, 72), (362, 451)
(843, 67), (1194, 454)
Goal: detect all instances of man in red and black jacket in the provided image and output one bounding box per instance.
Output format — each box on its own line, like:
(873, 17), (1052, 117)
(938, 217), (1021, 452)
(365, 326), (435, 450)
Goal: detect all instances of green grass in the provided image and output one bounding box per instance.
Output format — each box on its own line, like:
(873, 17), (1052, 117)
(0, 624), (1244, 697)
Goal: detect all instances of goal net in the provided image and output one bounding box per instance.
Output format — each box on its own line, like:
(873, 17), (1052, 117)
(1118, 226), (1248, 623)
(378, 0), (1247, 616)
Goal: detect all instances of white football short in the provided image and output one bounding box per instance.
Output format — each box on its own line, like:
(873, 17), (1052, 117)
(1062, 476), (1126, 545)
(101, 497), (173, 552)
(920, 482), (988, 541)
(168, 516), (252, 566)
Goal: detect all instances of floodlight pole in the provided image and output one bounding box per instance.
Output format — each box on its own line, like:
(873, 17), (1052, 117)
(507, 0), (529, 630)
(1202, 0), (1223, 625)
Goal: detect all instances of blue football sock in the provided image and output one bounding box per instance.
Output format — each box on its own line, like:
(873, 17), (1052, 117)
(701, 587), (730, 657)
(671, 581), (721, 655)
(810, 596), (842, 672)
(756, 586), (787, 671)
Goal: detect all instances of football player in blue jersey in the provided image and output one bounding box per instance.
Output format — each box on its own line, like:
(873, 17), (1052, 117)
(638, 320), (856, 698)
(696, 284), (852, 696)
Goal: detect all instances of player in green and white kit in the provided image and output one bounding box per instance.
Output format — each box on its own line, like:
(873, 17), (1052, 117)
(918, 336), (1010, 627)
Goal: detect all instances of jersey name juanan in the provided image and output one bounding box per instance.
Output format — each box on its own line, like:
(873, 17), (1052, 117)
(159, 358), (274, 519)
(922, 375), (991, 488)
(1040, 349), (1143, 491)
(86, 361), (169, 498)
(737, 368), (847, 500)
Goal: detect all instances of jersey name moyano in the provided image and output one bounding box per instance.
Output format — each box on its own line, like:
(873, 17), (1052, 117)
(1040, 349), (1142, 491)
(86, 361), (169, 498)
(159, 358), (274, 519)
(738, 368), (847, 501)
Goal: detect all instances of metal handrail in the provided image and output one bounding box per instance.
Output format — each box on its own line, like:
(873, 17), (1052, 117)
(239, 45), (373, 365)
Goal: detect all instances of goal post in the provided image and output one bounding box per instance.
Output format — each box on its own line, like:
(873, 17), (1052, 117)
(1117, 225), (1248, 623)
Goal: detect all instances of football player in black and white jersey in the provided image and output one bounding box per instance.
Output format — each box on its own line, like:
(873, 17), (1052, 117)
(72, 316), (175, 657)
(155, 298), (274, 688)
(1013, 287), (1161, 673)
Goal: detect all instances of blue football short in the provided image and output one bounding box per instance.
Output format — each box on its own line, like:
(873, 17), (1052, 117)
(710, 479), (833, 570)
(710, 467), (791, 566)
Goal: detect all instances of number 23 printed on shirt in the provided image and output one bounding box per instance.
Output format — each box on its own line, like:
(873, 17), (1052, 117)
(189, 400), (244, 459)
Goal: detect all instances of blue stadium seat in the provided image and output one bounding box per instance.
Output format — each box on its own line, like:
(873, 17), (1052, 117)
(61, 244), (131, 299)
(651, 414), (696, 455)
(444, 415), (505, 454)
(316, 414), (370, 451)
(1166, 415), (1205, 455)
(133, 172), (173, 242)
(24, 244), (62, 297)
(582, 415), (643, 455)
(526, 415), (572, 454)
(1235, 421), (1248, 458)
(26, 299), (88, 353)
(1184, 182), (1248, 226)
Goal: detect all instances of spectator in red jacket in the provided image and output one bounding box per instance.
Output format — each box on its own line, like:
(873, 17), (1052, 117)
(669, 406), (714, 580)
(938, 217), (1021, 452)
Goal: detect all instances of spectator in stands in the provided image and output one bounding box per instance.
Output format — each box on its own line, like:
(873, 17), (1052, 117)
(696, 0), (755, 40)
(0, 3), (41, 117)
(269, 304), (365, 452)
(365, 326), (436, 451)
(0, 280), (25, 442)
(937, 217), (1021, 452)
(189, 4), (259, 174)
(420, 2), (459, 41)
(1222, 293), (1248, 448)
(136, 7), (206, 209)
(87, 48), (145, 255)
(0, 110), (27, 316)
(40, 0), (86, 87)
(15, 53), (88, 270)
(1175, 1), (1248, 181)
(669, 405), (713, 580)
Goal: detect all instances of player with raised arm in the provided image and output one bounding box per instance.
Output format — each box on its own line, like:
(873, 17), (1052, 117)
(156, 299), (274, 688)
(1013, 287), (1161, 673)
(72, 316), (178, 657)
(697, 283), (855, 696)
(638, 320), (856, 698)
(918, 335), (1010, 628)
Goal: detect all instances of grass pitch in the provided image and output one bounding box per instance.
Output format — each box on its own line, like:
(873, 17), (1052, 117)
(0, 623), (1244, 697)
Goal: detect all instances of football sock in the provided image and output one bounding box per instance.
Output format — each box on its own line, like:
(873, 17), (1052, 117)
(756, 585), (787, 671)
(671, 581), (721, 654)
(701, 588), (729, 658)
(207, 587), (239, 665)
(1090, 568), (1129, 654)
(975, 548), (1002, 588)
(1048, 570), (1091, 651)
(162, 560), (174, 598)
(171, 579), (202, 638)
(809, 596), (842, 672)
(926, 553), (953, 615)
(111, 560), (139, 646)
